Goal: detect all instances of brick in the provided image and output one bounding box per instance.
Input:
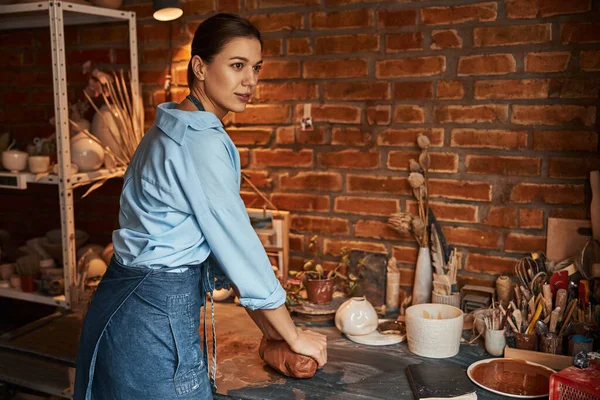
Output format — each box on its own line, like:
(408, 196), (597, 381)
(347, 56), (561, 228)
(581, 50), (600, 71)
(275, 126), (294, 144)
(540, 0), (591, 16)
(407, 201), (478, 223)
(311, 9), (373, 30)
(377, 9), (417, 28)
(393, 105), (425, 124)
(295, 104), (360, 124)
(483, 206), (518, 228)
(260, 60), (300, 80)
(466, 155), (540, 176)
(458, 275), (497, 288)
(474, 24), (551, 47)
(435, 105), (508, 124)
(436, 80), (464, 100)
(561, 23), (600, 44)
(231, 105), (290, 124)
(431, 29), (463, 49)
(421, 3), (497, 25)
(549, 208), (587, 219)
(429, 179), (492, 201)
(241, 170), (272, 189)
(260, 0), (319, 7)
(505, 233), (546, 253)
(288, 234), (304, 253)
(0, 32), (34, 49)
(366, 106), (391, 126)
(287, 38), (311, 55)
(335, 197), (399, 216)
(458, 54), (516, 76)
(451, 129), (528, 150)
(510, 183), (585, 204)
(252, 149), (313, 167)
(465, 253), (516, 275)
(388, 151), (458, 173)
(506, 0), (539, 19)
(249, 13), (303, 33)
(511, 105), (596, 126)
(239, 149), (250, 167)
(291, 216), (349, 235)
(324, 239), (387, 256)
(182, 0), (215, 15)
(302, 58), (369, 79)
(549, 79), (600, 99)
(219, 0), (241, 11)
(347, 175), (411, 195)
(1, 90), (28, 104)
(378, 128), (444, 147)
(549, 157), (600, 179)
(525, 52), (570, 73)
(80, 25), (128, 44)
(443, 226), (500, 249)
(271, 193), (329, 212)
(386, 33), (423, 53)
(0, 52), (34, 68)
(393, 246), (418, 264)
(376, 56), (446, 78)
(262, 39), (283, 57)
(520, 209), (544, 229)
(315, 34), (379, 54)
(318, 150), (379, 169)
(331, 128), (371, 146)
(355, 220), (409, 241)
(533, 130), (598, 152)
(279, 171), (342, 191)
(296, 126), (328, 145)
(394, 82), (433, 100)
(325, 82), (390, 101)
(255, 82), (317, 102)
(474, 79), (549, 100)
(227, 127), (273, 146)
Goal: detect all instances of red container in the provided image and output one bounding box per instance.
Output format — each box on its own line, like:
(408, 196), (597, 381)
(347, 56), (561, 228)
(305, 278), (334, 304)
(549, 360), (600, 400)
(19, 275), (36, 292)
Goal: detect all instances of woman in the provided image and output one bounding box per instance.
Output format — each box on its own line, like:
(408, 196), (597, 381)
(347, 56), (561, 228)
(74, 13), (327, 400)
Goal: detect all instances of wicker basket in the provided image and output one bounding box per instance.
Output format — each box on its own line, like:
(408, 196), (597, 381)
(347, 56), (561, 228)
(431, 291), (461, 307)
(406, 303), (464, 358)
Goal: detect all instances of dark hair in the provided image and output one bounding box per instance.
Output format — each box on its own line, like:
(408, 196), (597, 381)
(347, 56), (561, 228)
(187, 13), (263, 87)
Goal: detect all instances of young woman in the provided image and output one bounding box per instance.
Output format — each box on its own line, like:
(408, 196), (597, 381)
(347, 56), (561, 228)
(74, 13), (327, 400)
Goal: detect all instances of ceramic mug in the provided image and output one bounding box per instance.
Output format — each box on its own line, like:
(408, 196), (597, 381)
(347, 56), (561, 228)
(485, 328), (506, 356)
(28, 155), (50, 173)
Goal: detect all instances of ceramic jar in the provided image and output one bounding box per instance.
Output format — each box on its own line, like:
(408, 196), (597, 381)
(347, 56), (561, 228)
(485, 329), (506, 356)
(71, 132), (105, 172)
(335, 297), (378, 336)
(28, 155), (50, 173)
(2, 150), (28, 172)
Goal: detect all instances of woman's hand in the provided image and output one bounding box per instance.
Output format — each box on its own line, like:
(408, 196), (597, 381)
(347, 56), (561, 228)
(288, 329), (328, 368)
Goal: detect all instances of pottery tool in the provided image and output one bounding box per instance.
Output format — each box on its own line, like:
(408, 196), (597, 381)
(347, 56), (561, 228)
(549, 307), (561, 334)
(549, 269), (569, 294)
(558, 299), (578, 336)
(542, 284), (553, 314)
(556, 289), (567, 320)
(526, 301), (544, 334)
(512, 309), (523, 333)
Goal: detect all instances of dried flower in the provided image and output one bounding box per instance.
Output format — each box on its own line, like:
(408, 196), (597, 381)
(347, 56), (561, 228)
(408, 172), (425, 189)
(412, 217), (425, 235)
(409, 159), (422, 172)
(418, 152), (431, 172)
(387, 212), (413, 234)
(417, 134), (430, 149)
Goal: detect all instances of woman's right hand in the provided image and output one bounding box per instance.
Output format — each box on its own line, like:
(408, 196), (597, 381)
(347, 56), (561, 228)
(289, 329), (328, 368)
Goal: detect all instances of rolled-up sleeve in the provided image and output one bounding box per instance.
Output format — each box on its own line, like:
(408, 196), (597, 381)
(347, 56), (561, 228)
(181, 132), (286, 310)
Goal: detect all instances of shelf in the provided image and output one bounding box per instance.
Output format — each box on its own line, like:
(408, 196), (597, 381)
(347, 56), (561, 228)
(0, 286), (67, 307)
(0, 1), (134, 31)
(0, 166), (126, 190)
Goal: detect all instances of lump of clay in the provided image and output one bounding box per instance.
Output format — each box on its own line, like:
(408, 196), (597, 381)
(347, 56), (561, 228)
(258, 336), (317, 379)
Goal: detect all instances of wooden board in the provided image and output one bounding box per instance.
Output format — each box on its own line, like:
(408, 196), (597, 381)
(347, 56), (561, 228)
(504, 346), (573, 371)
(546, 218), (592, 262)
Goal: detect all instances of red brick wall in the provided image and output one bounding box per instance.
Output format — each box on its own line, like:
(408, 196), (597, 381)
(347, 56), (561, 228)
(1, 0), (599, 290)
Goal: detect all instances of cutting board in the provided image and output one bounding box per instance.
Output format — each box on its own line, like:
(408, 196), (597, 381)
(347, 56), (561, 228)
(546, 218), (592, 262)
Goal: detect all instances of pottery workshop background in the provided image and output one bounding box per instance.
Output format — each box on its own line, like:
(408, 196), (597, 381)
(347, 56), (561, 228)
(1, 0), (599, 292)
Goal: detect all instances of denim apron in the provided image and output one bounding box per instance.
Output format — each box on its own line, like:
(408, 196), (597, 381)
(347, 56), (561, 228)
(74, 256), (218, 400)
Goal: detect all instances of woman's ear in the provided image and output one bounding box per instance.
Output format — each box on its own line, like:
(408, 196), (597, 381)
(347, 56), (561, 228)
(191, 55), (207, 81)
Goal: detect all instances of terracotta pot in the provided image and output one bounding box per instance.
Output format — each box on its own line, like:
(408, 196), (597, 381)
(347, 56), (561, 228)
(305, 278), (334, 304)
(515, 332), (539, 351)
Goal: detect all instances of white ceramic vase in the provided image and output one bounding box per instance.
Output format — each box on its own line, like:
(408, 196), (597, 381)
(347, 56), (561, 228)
(91, 104), (124, 164)
(335, 297), (378, 336)
(71, 132), (105, 172)
(412, 247), (432, 305)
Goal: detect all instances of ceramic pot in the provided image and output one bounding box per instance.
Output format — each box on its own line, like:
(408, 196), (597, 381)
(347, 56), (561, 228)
(71, 132), (105, 172)
(335, 297), (378, 336)
(485, 329), (506, 356)
(28, 155), (50, 173)
(540, 334), (563, 355)
(515, 332), (539, 351)
(2, 150), (28, 172)
(305, 278), (334, 304)
(0, 263), (15, 281)
(405, 303), (463, 358)
(91, 105), (124, 163)
(412, 247), (432, 305)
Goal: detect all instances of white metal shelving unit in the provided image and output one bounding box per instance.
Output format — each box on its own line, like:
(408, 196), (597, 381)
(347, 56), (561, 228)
(0, 1), (138, 309)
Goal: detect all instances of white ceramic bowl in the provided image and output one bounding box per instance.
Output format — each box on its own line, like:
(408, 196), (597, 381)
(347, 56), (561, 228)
(2, 150), (28, 172)
(405, 303), (464, 358)
(335, 297), (378, 336)
(28, 155), (50, 173)
(52, 163), (79, 175)
(71, 132), (105, 172)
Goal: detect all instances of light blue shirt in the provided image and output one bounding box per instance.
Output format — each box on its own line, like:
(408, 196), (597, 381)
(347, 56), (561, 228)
(112, 102), (285, 310)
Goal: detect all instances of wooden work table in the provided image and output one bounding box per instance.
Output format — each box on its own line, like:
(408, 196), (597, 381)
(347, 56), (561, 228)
(211, 302), (508, 400)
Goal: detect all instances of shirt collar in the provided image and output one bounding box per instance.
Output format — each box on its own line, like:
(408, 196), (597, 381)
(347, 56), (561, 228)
(155, 102), (224, 145)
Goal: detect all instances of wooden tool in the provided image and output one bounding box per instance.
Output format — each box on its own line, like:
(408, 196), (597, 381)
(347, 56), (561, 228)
(549, 308), (560, 334)
(556, 289), (567, 320)
(526, 302), (543, 334)
(558, 299), (578, 336)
